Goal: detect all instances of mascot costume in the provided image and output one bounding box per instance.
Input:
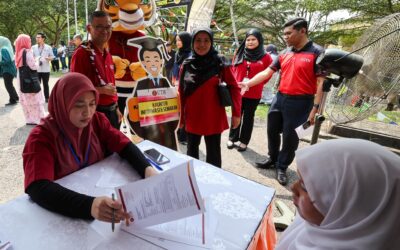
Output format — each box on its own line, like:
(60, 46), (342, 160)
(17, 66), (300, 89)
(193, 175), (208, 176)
(97, 0), (157, 114)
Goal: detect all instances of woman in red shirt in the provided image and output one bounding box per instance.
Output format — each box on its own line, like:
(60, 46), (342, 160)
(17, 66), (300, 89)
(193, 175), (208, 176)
(179, 28), (241, 168)
(228, 29), (272, 151)
(23, 72), (157, 222)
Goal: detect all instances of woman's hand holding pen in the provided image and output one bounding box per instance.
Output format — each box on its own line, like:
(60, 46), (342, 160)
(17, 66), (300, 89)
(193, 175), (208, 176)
(144, 166), (159, 178)
(91, 196), (130, 223)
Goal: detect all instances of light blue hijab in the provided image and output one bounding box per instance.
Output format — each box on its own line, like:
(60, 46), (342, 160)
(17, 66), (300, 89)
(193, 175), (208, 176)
(0, 36), (15, 62)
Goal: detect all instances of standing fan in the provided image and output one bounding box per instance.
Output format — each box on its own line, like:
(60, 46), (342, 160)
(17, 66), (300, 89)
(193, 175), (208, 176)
(325, 13), (400, 124)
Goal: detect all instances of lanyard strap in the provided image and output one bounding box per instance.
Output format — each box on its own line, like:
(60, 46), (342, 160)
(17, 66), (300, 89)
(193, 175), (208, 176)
(65, 137), (91, 169)
(246, 61), (250, 77)
(80, 41), (107, 86)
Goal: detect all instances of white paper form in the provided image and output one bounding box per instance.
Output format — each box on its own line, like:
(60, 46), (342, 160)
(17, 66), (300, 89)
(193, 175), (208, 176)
(129, 199), (217, 249)
(295, 123), (314, 139)
(116, 160), (205, 229)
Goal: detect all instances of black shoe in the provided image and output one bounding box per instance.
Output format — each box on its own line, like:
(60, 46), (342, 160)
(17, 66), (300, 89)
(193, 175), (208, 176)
(179, 141), (188, 145)
(255, 158), (275, 169)
(45, 98), (49, 103)
(237, 143), (247, 152)
(5, 102), (17, 106)
(276, 169), (288, 186)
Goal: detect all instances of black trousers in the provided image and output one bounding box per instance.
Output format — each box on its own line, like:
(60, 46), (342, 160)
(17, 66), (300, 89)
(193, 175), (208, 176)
(3, 73), (19, 103)
(186, 132), (222, 168)
(267, 92), (313, 170)
(38, 72), (50, 100)
(229, 97), (260, 145)
(51, 59), (59, 72)
(97, 103), (120, 130)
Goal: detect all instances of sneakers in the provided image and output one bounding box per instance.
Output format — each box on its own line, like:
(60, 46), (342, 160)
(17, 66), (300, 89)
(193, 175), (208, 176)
(226, 140), (234, 149)
(255, 158), (275, 169)
(276, 169), (288, 186)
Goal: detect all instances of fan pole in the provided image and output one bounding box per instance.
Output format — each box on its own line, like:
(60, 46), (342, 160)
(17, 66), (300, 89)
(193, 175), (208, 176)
(310, 78), (339, 144)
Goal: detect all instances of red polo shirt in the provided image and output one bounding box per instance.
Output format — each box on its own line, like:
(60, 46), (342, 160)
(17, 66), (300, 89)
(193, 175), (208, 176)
(232, 54), (272, 99)
(270, 41), (325, 95)
(71, 45), (118, 106)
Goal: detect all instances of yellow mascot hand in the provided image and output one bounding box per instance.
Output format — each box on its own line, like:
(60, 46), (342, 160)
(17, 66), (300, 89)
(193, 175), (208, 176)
(113, 56), (130, 79)
(129, 62), (147, 80)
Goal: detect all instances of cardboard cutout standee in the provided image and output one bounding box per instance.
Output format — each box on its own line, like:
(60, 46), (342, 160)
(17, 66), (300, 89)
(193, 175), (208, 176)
(127, 36), (179, 150)
(97, 0), (157, 114)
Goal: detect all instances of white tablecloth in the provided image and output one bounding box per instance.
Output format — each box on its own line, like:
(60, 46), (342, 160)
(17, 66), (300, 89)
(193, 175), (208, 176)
(0, 140), (275, 250)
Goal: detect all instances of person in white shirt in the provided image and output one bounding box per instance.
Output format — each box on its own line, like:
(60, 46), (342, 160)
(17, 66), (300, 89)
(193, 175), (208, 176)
(32, 32), (54, 102)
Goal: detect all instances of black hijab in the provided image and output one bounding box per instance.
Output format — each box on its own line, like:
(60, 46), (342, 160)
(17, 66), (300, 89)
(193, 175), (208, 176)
(175, 31), (192, 65)
(180, 28), (224, 96)
(233, 28), (265, 66)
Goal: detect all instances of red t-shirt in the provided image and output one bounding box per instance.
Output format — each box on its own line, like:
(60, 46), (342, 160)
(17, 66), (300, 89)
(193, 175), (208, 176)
(270, 41), (325, 95)
(71, 45), (118, 105)
(179, 66), (241, 136)
(232, 54), (273, 99)
(23, 112), (130, 189)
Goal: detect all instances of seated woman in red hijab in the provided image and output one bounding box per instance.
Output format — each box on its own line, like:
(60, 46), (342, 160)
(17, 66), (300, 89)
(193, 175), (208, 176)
(23, 72), (157, 223)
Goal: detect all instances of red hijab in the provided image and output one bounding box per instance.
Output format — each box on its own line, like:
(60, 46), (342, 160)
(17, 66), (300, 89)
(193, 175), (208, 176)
(40, 73), (104, 178)
(14, 34), (31, 68)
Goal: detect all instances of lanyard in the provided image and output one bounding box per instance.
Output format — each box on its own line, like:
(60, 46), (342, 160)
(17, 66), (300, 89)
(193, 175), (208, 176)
(80, 41), (107, 86)
(65, 137), (91, 169)
(246, 61), (250, 78)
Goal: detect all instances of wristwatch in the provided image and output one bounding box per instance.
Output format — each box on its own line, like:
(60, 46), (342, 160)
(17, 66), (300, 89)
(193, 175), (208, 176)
(313, 103), (320, 109)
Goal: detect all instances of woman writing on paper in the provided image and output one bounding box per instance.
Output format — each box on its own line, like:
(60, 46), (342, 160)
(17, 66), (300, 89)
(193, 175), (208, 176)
(179, 28), (241, 168)
(23, 73), (157, 222)
(277, 139), (400, 249)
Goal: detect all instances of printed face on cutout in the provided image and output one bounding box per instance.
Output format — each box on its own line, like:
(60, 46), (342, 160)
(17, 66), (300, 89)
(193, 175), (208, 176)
(69, 91), (97, 128)
(142, 50), (163, 77)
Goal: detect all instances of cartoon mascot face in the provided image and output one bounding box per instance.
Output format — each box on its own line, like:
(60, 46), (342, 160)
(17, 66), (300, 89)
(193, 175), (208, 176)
(98, 0), (157, 32)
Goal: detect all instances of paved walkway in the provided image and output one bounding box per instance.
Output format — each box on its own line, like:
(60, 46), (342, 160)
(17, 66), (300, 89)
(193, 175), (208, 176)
(0, 76), (307, 219)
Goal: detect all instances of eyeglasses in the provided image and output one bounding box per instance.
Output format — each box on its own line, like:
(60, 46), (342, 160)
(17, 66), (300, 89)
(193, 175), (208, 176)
(92, 25), (112, 32)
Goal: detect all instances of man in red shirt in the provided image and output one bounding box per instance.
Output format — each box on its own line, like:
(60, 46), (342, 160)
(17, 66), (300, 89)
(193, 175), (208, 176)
(240, 18), (326, 185)
(71, 11), (121, 129)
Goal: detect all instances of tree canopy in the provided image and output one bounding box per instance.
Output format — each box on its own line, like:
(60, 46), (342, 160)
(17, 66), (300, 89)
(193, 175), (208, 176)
(0, 0), (398, 49)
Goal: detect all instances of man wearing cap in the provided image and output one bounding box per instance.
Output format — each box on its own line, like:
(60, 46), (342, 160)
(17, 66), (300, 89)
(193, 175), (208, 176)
(240, 17), (326, 185)
(70, 11), (121, 129)
(127, 36), (179, 150)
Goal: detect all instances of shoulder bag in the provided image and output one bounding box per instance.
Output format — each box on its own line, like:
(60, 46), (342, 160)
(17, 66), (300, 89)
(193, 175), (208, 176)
(19, 50), (41, 94)
(217, 69), (232, 107)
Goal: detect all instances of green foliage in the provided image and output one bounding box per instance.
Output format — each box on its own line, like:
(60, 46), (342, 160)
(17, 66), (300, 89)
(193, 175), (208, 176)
(0, 0), (96, 45)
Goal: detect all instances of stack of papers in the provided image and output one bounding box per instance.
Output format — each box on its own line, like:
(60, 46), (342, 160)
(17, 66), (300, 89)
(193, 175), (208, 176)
(116, 160), (216, 248)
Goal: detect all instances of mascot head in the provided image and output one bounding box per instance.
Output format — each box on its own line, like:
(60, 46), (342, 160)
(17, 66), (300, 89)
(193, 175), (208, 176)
(97, 0), (157, 33)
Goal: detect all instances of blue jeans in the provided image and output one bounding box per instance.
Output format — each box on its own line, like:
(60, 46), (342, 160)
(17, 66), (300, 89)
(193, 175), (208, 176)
(267, 92), (313, 170)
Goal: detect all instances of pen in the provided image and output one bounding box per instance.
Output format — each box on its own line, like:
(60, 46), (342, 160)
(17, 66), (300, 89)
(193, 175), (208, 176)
(111, 193), (115, 232)
(145, 156), (163, 171)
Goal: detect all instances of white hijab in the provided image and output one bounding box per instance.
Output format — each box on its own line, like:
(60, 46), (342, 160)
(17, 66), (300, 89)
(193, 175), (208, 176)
(276, 138), (400, 250)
